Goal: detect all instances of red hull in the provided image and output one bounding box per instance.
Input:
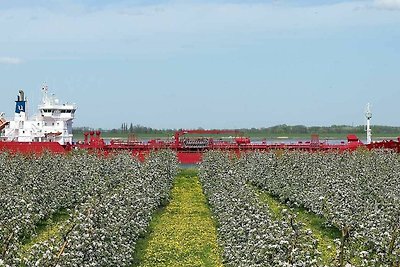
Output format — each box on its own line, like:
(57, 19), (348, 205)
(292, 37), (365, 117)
(0, 141), (66, 154)
(177, 152), (203, 164)
(2, 131), (400, 164)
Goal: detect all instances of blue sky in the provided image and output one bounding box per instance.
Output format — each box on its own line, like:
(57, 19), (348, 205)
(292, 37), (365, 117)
(0, 0), (399, 129)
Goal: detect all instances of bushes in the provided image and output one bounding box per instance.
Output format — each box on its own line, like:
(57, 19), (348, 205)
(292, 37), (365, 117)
(0, 150), (178, 266)
(199, 150), (400, 266)
(3, 148), (398, 266)
(199, 151), (319, 266)
(244, 151), (400, 266)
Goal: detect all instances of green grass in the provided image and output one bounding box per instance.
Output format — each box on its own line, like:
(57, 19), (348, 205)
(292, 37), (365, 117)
(250, 185), (340, 265)
(20, 209), (70, 255)
(133, 169), (223, 267)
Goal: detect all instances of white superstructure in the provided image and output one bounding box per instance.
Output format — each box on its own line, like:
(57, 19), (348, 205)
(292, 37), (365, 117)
(0, 86), (77, 145)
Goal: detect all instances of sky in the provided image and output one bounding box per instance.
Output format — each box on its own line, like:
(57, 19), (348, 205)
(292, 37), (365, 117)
(0, 0), (399, 129)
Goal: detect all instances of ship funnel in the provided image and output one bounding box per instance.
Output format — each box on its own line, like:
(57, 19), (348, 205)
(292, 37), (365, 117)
(18, 90), (25, 102)
(15, 90), (26, 114)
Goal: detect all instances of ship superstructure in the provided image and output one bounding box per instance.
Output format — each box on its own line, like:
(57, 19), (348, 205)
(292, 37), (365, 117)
(0, 86), (76, 145)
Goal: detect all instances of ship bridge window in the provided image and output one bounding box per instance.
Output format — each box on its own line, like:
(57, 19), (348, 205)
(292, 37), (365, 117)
(61, 110), (73, 113)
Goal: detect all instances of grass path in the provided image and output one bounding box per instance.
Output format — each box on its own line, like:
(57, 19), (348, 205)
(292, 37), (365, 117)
(134, 169), (223, 267)
(250, 184), (340, 265)
(20, 209), (70, 256)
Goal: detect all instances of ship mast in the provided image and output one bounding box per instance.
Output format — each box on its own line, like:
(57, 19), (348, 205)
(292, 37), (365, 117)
(365, 103), (372, 144)
(41, 84), (49, 104)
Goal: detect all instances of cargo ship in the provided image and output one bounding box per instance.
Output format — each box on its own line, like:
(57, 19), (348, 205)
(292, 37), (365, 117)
(0, 87), (76, 153)
(1, 88), (399, 163)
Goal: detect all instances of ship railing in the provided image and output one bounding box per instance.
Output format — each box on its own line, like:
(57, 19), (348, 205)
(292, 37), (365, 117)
(5, 131), (18, 142)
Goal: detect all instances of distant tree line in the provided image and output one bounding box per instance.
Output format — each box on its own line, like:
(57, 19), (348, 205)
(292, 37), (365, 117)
(73, 124), (400, 136)
(239, 124), (400, 135)
(73, 124), (174, 135)
(242, 124), (365, 135)
(118, 123), (171, 134)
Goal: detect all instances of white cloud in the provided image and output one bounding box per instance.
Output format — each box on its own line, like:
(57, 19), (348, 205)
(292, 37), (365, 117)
(374, 0), (400, 10)
(0, 2), (377, 41)
(0, 1), (399, 60)
(0, 57), (23, 64)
